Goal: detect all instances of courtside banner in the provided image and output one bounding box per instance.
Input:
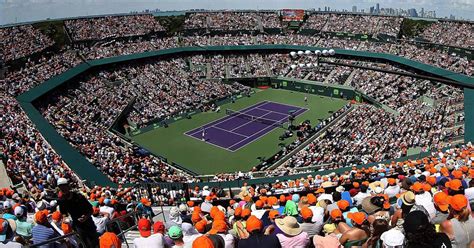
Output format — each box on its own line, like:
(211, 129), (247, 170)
(281, 9), (305, 22)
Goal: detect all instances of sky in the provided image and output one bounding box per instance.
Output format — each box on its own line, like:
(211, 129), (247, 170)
(0, 0), (473, 25)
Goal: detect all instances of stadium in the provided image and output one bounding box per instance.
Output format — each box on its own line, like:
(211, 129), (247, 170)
(1, 6), (474, 248)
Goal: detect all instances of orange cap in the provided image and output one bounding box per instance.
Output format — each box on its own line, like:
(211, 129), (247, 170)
(427, 176), (437, 186)
(61, 222), (72, 234)
(433, 192), (449, 212)
(448, 194), (468, 211)
(423, 184), (432, 192)
(452, 170), (463, 179)
(234, 207), (242, 217)
(246, 215), (263, 232)
(140, 198), (151, 207)
(195, 220), (207, 233)
(337, 200), (350, 211)
(191, 212), (202, 223)
(213, 211), (225, 221)
(347, 212), (366, 225)
(440, 167), (449, 177)
(307, 194), (317, 205)
(52, 211), (62, 222)
(387, 178), (396, 186)
(192, 235), (214, 248)
(255, 200), (264, 209)
(208, 219), (227, 234)
(301, 207), (313, 219)
(205, 195), (212, 202)
(469, 168), (474, 178)
(267, 196), (278, 206)
(411, 182), (424, 193)
(138, 218), (151, 237)
(98, 197), (105, 205)
(241, 208), (251, 218)
(229, 200), (236, 206)
(330, 209), (342, 220)
(268, 210), (280, 220)
(279, 195), (286, 203)
(353, 182), (360, 188)
(187, 201), (195, 207)
(362, 181), (370, 187)
(446, 179), (463, 191)
(35, 210), (48, 224)
(100, 232), (122, 248)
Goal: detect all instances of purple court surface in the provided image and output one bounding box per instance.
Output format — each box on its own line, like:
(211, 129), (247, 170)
(184, 101), (307, 152)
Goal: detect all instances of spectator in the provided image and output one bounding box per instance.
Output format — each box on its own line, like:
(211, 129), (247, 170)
(99, 232), (122, 248)
(0, 218), (22, 248)
(31, 210), (59, 247)
(440, 194), (474, 247)
(404, 211), (452, 248)
(169, 226), (185, 248)
(134, 218), (165, 247)
(57, 178), (98, 247)
(275, 216), (309, 247)
(237, 215), (281, 248)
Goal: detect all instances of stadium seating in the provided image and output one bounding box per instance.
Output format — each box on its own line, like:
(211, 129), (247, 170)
(0, 11), (473, 248)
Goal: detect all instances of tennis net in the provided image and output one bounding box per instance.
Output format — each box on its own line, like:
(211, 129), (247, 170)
(225, 109), (285, 128)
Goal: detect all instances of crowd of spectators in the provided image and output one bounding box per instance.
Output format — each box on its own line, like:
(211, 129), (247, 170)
(0, 51), (82, 96)
(302, 14), (402, 36)
(0, 25), (54, 62)
(36, 57), (249, 184)
(420, 21), (474, 49)
(0, 12), (471, 224)
(184, 12), (281, 30)
(65, 14), (165, 41)
(1, 144), (473, 247)
(289, 94), (464, 169)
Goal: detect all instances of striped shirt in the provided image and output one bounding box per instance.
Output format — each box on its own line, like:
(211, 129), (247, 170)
(32, 224), (60, 248)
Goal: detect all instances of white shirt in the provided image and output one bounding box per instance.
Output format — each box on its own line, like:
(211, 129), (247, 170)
(99, 206), (114, 218)
(133, 233), (165, 248)
(465, 187), (474, 201)
(183, 234), (202, 248)
(415, 192), (436, 219)
(353, 192), (370, 206)
(309, 206), (324, 224)
(384, 185), (401, 198)
(251, 209), (266, 219)
(217, 233), (234, 248)
(92, 215), (108, 234)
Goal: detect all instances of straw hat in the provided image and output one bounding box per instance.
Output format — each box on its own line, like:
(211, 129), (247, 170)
(361, 196), (382, 214)
(275, 216), (302, 236)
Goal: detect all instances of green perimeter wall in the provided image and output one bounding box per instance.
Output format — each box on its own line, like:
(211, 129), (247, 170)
(16, 45), (474, 187)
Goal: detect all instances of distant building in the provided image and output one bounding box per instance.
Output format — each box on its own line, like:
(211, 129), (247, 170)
(376, 3), (380, 14)
(352, 6), (357, 13)
(407, 8), (418, 17)
(370, 6), (375, 14)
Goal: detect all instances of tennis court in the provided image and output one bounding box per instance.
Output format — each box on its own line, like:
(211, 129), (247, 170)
(185, 101), (307, 151)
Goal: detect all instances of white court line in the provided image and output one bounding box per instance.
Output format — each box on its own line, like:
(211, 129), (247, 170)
(228, 107), (309, 152)
(185, 101), (269, 136)
(183, 132), (236, 152)
(230, 110), (284, 133)
(184, 101), (308, 152)
(212, 125), (249, 138)
(227, 113), (290, 150)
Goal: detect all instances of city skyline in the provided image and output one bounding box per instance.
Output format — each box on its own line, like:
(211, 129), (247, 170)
(0, 0), (473, 25)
